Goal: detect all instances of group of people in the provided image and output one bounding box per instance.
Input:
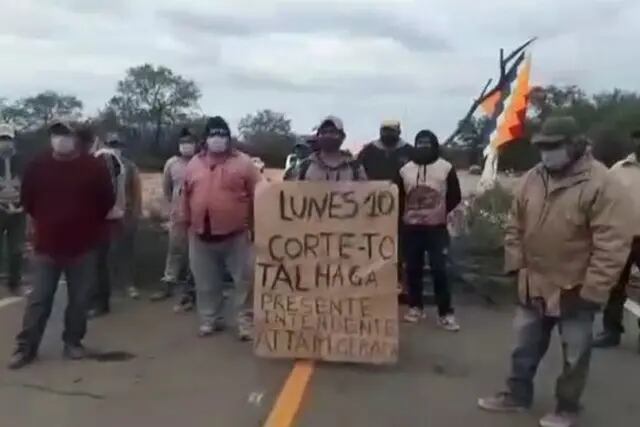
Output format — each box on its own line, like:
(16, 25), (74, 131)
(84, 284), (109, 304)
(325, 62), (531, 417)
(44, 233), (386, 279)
(1, 113), (639, 427)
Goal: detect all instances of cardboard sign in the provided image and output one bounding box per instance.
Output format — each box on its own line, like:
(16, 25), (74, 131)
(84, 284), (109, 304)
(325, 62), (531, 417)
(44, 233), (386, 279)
(253, 181), (399, 364)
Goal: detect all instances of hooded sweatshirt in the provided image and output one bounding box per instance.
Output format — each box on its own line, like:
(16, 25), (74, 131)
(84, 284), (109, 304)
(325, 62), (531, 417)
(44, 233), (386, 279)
(399, 133), (461, 227)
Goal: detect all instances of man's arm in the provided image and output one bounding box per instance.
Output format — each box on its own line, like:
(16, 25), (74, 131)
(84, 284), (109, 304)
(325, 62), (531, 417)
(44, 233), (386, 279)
(445, 167), (462, 214)
(19, 160), (36, 217)
(162, 159), (174, 203)
(504, 179), (525, 274)
(129, 165), (143, 219)
(181, 165), (193, 229)
(94, 159), (116, 218)
(581, 173), (632, 304)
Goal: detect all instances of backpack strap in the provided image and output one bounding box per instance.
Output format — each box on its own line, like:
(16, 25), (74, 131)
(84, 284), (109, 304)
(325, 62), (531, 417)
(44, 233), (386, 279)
(349, 160), (360, 180)
(297, 158), (313, 180)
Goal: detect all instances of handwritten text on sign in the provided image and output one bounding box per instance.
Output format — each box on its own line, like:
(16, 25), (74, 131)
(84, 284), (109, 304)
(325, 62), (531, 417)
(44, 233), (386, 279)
(253, 182), (399, 364)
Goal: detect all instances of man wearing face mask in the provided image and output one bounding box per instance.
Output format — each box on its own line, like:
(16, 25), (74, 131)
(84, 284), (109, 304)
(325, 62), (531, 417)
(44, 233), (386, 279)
(290, 116), (366, 181)
(0, 124), (26, 295)
(8, 120), (114, 369)
(90, 132), (143, 317)
(478, 117), (629, 427)
(593, 129), (640, 352)
(399, 130), (461, 330)
(358, 121), (412, 289)
(150, 128), (197, 310)
(182, 116), (261, 340)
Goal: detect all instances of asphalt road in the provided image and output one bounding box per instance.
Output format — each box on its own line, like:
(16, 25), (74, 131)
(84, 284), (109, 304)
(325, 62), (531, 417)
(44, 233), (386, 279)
(0, 289), (638, 427)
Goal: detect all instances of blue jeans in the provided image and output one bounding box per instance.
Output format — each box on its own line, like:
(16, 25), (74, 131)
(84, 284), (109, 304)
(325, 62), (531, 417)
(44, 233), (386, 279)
(189, 232), (253, 330)
(16, 250), (96, 354)
(507, 305), (594, 412)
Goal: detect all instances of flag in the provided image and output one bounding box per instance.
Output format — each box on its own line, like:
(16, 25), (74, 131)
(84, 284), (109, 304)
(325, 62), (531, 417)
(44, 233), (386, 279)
(482, 53), (532, 151)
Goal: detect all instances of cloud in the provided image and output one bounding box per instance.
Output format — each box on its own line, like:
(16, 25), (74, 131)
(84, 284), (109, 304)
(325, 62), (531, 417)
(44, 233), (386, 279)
(0, 0), (639, 146)
(160, 1), (450, 54)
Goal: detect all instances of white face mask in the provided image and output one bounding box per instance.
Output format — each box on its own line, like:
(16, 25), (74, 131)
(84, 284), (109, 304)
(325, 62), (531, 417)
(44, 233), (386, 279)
(51, 135), (76, 155)
(179, 143), (196, 157)
(206, 136), (228, 153)
(540, 146), (571, 171)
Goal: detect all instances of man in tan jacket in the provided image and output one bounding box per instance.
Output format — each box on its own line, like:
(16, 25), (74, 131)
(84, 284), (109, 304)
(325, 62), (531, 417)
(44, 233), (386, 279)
(593, 129), (640, 351)
(478, 117), (630, 427)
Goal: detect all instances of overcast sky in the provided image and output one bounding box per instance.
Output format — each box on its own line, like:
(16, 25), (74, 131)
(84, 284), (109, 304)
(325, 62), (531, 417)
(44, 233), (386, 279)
(2, 0), (638, 148)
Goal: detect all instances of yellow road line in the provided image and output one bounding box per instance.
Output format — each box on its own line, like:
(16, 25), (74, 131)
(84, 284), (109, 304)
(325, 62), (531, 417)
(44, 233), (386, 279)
(264, 361), (315, 427)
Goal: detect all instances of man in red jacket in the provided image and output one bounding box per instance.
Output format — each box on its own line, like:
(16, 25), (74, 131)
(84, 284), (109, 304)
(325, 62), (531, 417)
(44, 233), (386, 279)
(8, 120), (115, 370)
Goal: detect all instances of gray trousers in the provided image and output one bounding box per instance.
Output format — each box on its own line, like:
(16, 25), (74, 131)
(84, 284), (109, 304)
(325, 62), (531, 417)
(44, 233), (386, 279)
(16, 251), (96, 354)
(189, 232), (253, 329)
(162, 223), (189, 285)
(507, 305), (594, 412)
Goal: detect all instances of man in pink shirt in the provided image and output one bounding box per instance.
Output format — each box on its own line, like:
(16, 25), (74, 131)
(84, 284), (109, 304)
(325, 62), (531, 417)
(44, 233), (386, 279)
(182, 116), (261, 340)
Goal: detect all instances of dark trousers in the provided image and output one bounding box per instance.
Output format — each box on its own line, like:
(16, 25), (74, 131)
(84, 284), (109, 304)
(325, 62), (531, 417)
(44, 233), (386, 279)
(507, 305), (594, 412)
(93, 220), (136, 309)
(16, 251), (95, 354)
(404, 225), (453, 316)
(602, 237), (640, 334)
(0, 212), (25, 290)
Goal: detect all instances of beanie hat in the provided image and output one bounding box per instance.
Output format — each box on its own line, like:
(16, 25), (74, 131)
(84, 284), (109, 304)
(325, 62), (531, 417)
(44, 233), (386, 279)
(204, 116), (231, 137)
(414, 129), (439, 147)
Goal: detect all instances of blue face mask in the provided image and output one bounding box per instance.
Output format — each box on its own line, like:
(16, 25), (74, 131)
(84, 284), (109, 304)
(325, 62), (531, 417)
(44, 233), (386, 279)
(540, 146), (571, 171)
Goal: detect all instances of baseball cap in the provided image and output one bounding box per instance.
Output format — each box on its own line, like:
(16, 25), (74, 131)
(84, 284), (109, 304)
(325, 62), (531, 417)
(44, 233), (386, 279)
(380, 119), (401, 131)
(0, 124), (15, 139)
(318, 115), (344, 132)
(532, 116), (579, 144)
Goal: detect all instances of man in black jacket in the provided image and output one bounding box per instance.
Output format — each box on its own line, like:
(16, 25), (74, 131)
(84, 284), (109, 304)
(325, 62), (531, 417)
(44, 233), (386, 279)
(358, 120), (414, 290)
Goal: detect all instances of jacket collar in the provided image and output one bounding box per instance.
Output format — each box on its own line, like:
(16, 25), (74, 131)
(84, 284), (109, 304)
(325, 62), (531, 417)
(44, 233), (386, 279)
(536, 152), (593, 193)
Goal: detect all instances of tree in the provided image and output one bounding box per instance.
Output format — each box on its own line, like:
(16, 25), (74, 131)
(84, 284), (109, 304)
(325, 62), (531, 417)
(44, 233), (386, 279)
(238, 109), (295, 168)
(17, 91), (83, 128)
(109, 64), (201, 151)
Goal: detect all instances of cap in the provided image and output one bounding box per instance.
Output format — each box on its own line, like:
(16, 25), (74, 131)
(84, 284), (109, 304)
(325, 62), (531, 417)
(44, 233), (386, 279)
(380, 120), (401, 131)
(318, 115), (344, 132)
(48, 119), (74, 133)
(0, 124), (15, 139)
(532, 116), (579, 144)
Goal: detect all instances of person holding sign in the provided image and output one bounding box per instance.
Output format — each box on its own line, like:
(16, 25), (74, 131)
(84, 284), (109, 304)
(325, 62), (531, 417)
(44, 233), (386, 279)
(287, 116), (366, 182)
(182, 116), (261, 341)
(398, 130), (461, 330)
(478, 117), (629, 427)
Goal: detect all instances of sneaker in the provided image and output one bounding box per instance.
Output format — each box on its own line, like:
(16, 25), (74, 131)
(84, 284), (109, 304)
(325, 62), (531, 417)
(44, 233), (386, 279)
(149, 286), (172, 302)
(478, 392), (529, 413)
(7, 350), (36, 370)
(198, 321), (225, 337)
(403, 307), (425, 323)
(88, 306), (111, 319)
(592, 331), (621, 349)
(539, 411), (579, 427)
(438, 314), (461, 332)
(238, 325), (253, 342)
(127, 286), (140, 300)
(173, 296), (195, 313)
(63, 344), (88, 361)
